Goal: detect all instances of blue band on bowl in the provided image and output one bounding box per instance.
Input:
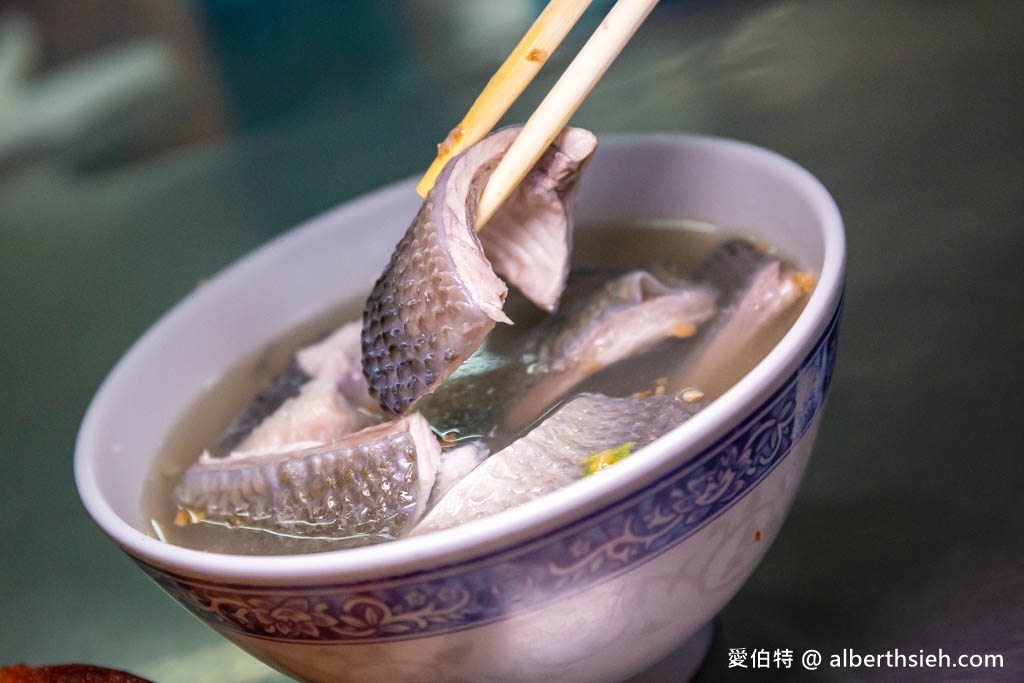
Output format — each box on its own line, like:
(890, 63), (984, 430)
(139, 302), (841, 644)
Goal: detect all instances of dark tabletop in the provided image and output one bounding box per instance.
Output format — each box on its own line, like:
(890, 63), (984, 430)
(1, 2), (1021, 681)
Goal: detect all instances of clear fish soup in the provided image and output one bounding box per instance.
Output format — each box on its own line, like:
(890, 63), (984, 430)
(144, 220), (810, 555)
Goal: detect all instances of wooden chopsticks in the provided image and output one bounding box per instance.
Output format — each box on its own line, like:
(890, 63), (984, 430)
(417, 0), (660, 230)
(416, 0), (594, 198)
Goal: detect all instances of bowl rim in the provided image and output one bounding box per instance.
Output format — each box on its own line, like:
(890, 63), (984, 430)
(75, 132), (845, 584)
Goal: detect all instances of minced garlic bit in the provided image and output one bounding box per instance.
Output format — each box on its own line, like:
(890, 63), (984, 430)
(635, 377), (669, 399)
(582, 442), (637, 476)
(678, 387), (704, 403)
(792, 271), (816, 294)
(174, 508), (205, 527)
(669, 322), (697, 338)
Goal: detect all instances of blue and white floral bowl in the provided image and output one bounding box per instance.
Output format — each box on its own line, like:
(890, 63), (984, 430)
(76, 134), (845, 683)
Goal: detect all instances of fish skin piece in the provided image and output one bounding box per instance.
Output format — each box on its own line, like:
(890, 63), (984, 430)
(362, 126), (597, 415)
(505, 270), (718, 428)
(676, 239), (807, 397)
(216, 361), (311, 453)
(527, 270), (718, 373)
(235, 374), (373, 453)
(174, 413), (441, 540)
(417, 271), (718, 443)
(479, 128), (597, 311)
(696, 238), (774, 293)
(216, 320), (373, 454)
(411, 393), (703, 535)
(414, 288), (549, 446)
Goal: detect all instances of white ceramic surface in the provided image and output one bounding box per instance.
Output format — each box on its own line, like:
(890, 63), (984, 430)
(76, 134), (845, 683)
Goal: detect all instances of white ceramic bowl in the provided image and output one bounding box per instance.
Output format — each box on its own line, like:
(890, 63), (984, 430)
(76, 134), (845, 683)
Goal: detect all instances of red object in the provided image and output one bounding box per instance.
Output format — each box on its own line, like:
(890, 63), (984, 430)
(0, 664), (152, 683)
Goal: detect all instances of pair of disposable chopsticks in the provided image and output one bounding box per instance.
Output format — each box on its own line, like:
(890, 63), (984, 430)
(416, 0), (660, 228)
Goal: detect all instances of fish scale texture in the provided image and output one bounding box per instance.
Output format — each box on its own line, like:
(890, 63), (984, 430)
(174, 416), (436, 539)
(362, 198), (498, 414)
(413, 393), (703, 534)
(362, 127), (596, 416)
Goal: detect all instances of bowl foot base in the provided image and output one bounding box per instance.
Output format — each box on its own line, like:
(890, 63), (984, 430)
(625, 620), (715, 682)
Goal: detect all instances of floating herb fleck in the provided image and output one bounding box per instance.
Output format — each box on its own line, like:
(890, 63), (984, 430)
(582, 442), (637, 476)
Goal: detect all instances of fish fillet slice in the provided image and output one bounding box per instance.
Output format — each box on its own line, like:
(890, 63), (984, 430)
(216, 361), (310, 453)
(234, 374), (371, 453)
(362, 126), (597, 415)
(417, 270), (718, 442)
(505, 270), (718, 427)
(412, 393), (702, 535)
(527, 270), (717, 373)
(479, 128), (597, 311)
(217, 320), (373, 454)
(173, 413), (441, 540)
(676, 239), (808, 397)
(295, 320), (371, 406)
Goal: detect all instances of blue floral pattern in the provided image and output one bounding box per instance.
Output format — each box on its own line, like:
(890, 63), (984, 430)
(140, 306), (841, 644)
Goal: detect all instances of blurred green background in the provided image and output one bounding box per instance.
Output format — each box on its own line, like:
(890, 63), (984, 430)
(1, 2), (1021, 681)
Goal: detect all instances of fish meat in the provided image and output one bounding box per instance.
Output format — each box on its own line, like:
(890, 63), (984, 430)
(505, 270), (718, 428)
(412, 393), (703, 535)
(426, 440), (490, 511)
(295, 319), (373, 407)
(216, 360), (312, 453)
(232, 373), (371, 452)
(524, 270), (717, 375)
(216, 321), (375, 455)
(675, 239), (808, 397)
(477, 128), (597, 311)
(417, 269), (718, 442)
(362, 126), (597, 415)
(173, 413), (441, 540)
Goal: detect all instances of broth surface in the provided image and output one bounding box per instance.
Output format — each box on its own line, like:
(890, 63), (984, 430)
(144, 221), (807, 554)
